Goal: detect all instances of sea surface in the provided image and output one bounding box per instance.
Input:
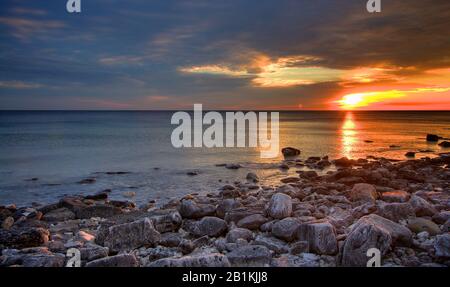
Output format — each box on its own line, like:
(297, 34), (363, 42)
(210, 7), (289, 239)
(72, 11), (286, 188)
(1, 111), (449, 206)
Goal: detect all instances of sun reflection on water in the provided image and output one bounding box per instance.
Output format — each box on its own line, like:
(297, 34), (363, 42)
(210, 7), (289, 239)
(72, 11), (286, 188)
(341, 112), (357, 158)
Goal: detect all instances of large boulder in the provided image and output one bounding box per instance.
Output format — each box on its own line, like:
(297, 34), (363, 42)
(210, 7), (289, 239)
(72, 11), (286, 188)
(350, 183), (378, 203)
(85, 254), (139, 267)
(226, 245), (272, 267)
(271, 218), (300, 242)
(266, 193), (292, 219)
(148, 253), (230, 267)
(190, 217), (228, 237)
(377, 202), (415, 222)
(407, 218), (441, 236)
(42, 208), (75, 222)
(103, 218), (161, 253)
(297, 222), (338, 255)
(178, 200), (216, 219)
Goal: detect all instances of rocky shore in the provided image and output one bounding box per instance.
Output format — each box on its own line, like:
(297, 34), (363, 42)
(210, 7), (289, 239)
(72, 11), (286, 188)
(1, 152), (450, 267)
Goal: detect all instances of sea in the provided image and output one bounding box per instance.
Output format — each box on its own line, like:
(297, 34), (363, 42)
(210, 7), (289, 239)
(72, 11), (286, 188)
(1, 111), (449, 206)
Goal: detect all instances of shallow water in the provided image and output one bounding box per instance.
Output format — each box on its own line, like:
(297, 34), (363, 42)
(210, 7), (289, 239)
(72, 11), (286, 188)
(1, 111), (449, 206)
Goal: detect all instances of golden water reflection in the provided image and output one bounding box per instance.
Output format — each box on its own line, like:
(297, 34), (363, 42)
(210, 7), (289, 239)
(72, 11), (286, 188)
(341, 112), (358, 158)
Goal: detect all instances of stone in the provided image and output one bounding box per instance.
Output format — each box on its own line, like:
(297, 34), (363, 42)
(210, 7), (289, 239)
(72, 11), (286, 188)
(297, 222), (338, 255)
(426, 134), (440, 142)
(350, 183), (378, 203)
(226, 228), (254, 243)
(226, 245), (272, 267)
(84, 192), (108, 200)
(405, 151), (416, 158)
(2, 216), (14, 230)
(434, 234), (450, 258)
(191, 217), (228, 237)
(439, 141), (450, 148)
(246, 172), (259, 182)
(271, 218), (300, 242)
(103, 218), (161, 253)
(290, 241), (309, 255)
(148, 253), (230, 267)
(381, 190), (411, 203)
(80, 243), (109, 261)
(2, 252), (65, 267)
(160, 232), (183, 248)
(432, 211), (450, 224)
(0, 227), (49, 249)
(407, 218), (441, 235)
(281, 147), (300, 157)
(252, 235), (289, 254)
(75, 205), (123, 219)
(150, 211), (182, 233)
(42, 208), (75, 222)
(271, 253), (320, 267)
(216, 199), (242, 219)
(266, 193), (292, 219)
(377, 202), (415, 222)
(179, 239), (195, 255)
(85, 254), (139, 267)
(237, 214), (268, 230)
(409, 195), (437, 217)
(333, 157), (354, 167)
(178, 200), (216, 219)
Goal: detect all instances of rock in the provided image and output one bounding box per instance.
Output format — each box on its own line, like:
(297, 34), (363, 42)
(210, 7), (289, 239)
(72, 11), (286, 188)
(80, 243), (109, 261)
(405, 152), (416, 158)
(178, 200), (216, 219)
(159, 233), (182, 248)
(426, 134), (440, 142)
(2, 216), (14, 230)
(297, 222), (338, 255)
(432, 211), (450, 225)
(191, 217), (228, 237)
(86, 254), (139, 267)
(271, 253), (320, 267)
(226, 228), (254, 243)
(144, 246), (180, 262)
(290, 241), (309, 255)
(280, 177), (300, 183)
(150, 211), (182, 233)
(75, 205), (122, 219)
(103, 218), (161, 253)
(350, 183), (378, 203)
(246, 172), (259, 183)
(334, 157), (354, 167)
(279, 163), (290, 170)
(266, 193), (292, 219)
(179, 239), (195, 255)
(439, 141), (450, 148)
(226, 245), (272, 267)
(225, 164), (241, 170)
(434, 234), (450, 258)
(84, 192), (108, 200)
(78, 178), (96, 184)
(271, 218), (300, 242)
(0, 227), (49, 249)
(377, 202), (415, 222)
(281, 147), (300, 157)
(42, 208), (75, 222)
(148, 253), (230, 267)
(410, 195), (437, 217)
(237, 214), (268, 230)
(359, 214), (412, 245)
(407, 218), (441, 235)
(216, 199), (242, 219)
(252, 235), (289, 254)
(380, 190), (411, 203)
(1, 252), (65, 267)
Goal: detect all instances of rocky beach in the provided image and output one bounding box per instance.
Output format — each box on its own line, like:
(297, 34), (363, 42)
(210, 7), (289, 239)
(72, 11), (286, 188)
(1, 141), (449, 268)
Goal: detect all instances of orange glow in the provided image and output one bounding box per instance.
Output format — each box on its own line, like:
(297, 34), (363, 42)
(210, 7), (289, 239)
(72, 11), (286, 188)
(341, 112), (357, 158)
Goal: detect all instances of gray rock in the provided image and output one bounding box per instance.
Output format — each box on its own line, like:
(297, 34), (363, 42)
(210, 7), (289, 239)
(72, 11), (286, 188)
(410, 195), (437, 217)
(178, 200), (216, 219)
(103, 218), (161, 253)
(434, 234), (450, 258)
(150, 211), (182, 233)
(272, 253), (320, 267)
(297, 222), (338, 255)
(350, 183), (378, 203)
(0, 227), (49, 249)
(216, 199), (242, 219)
(266, 193), (292, 219)
(290, 241), (309, 255)
(148, 253), (230, 267)
(42, 208), (75, 222)
(80, 243), (109, 262)
(432, 211), (450, 224)
(191, 217), (228, 237)
(407, 218), (441, 235)
(75, 205), (122, 219)
(271, 218), (300, 242)
(246, 172), (259, 183)
(86, 254), (139, 267)
(160, 232), (183, 247)
(252, 235), (289, 254)
(226, 245), (272, 267)
(377, 201), (415, 222)
(226, 228), (254, 243)
(237, 214), (268, 230)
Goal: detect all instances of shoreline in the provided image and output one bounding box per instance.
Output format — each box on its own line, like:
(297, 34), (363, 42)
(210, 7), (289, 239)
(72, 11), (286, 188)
(1, 153), (449, 267)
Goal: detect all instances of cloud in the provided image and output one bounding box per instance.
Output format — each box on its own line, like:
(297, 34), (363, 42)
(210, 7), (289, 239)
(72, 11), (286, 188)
(0, 81), (43, 89)
(0, 16), (65, 40)
(98, 55), (145, 66)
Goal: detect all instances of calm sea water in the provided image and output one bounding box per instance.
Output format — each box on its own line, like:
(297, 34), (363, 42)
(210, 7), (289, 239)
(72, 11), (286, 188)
(1, 111), (449, 206)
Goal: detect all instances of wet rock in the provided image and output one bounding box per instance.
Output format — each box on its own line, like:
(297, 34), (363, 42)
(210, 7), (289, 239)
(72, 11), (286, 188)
(226, 228), (254, 243)
(84, 192), (108, 200)
(434, 234), (450, 258)
(86, 254), (138, 267)
(178, 200), (216, 219)
(237, 214), (268, 230)
(80, 243), (109, 261)
(190, 217), (228, 237)
(266, 193), (292, 219)
(439, 141), (450, 148)
(297, 222), (338, 255)
(246, 172), (259, 183)
(405, 152), (416, 158)
(377, 202), (415, 222)
(349, 183), (378, 203)
(42, 208), (75, 222)
(75, 205), (123, 219)
(252, 235), (289, 254)
(281, 147), (300, 157)
(216, 199), (242, 219)
(225, 164), (241, 170)
(0, 227), (49, 249)
(410, 195), (437, 217)
(271, 218), (300, 242)
(103, 218), (161, 253)
(426, 134), (440, 142)
(2, 216), (14, 230)
(407, 218), (441, 235)
(280, 177), (300, 184)
(148, 253), (230, 267)
(333, 157), (354, 167)
(226, 245), (272, 267)
(381, 190), (411, 203)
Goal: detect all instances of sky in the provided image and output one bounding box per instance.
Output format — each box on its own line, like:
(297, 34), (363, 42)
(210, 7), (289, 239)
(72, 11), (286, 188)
(0, 0), (450, 110)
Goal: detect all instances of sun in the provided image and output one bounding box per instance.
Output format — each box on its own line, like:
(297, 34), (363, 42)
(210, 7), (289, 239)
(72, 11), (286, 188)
(338, 93), (365, 109)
